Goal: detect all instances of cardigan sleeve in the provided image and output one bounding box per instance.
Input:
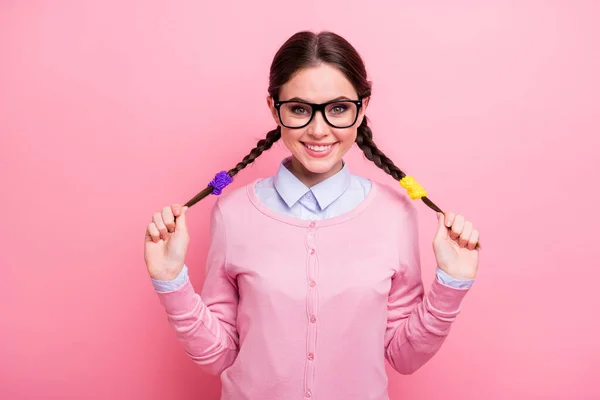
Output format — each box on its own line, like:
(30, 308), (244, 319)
(384, 199), (471, 374)
(155, 200), (239, 376)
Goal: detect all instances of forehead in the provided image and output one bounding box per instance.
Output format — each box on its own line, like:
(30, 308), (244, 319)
(279, 63), (358, 102)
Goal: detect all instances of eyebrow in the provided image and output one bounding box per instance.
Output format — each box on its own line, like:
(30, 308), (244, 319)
(283, 96), (355, 103)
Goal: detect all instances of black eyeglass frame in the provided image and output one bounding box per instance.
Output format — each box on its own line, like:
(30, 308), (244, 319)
(273, 98), (363, 129)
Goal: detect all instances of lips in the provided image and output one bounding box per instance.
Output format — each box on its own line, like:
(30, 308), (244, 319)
(301, 141), (338, 158)
(303, 142), (334, 151)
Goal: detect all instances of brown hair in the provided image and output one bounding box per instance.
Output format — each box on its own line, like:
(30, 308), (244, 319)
(182, 31), (477, 248)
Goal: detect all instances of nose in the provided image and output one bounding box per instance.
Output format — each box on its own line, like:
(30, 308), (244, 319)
(307, 110), (328, 138)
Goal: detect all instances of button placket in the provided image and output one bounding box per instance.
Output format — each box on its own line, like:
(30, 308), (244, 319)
(304, 221), (318, 400)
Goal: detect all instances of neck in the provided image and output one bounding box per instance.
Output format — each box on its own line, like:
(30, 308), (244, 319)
(287, 157), (343, 188)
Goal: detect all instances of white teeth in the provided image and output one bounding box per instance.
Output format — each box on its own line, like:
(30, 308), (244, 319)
(305, 143), (333, 152)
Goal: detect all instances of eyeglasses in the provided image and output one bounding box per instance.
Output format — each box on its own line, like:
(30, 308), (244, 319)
(273, 98), (363, 129)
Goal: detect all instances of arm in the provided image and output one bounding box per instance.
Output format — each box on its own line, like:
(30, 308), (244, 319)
(384, 202), (471, 374)
(154, 201), (239, 375)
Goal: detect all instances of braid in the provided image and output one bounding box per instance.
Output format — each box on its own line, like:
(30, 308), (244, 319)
(355, 117), (405, 181)
(182, 127), (281, 208)
(356, 118), (481, 249)
(229, 127), (282, 178)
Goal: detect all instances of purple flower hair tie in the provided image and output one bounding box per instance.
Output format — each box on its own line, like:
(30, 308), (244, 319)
(208, 171), (233, 195)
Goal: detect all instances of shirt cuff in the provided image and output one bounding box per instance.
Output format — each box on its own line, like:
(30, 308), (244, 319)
(436, 266), (474, 289)
(426, 276), (470, 318)
(151, 264), (189, 292)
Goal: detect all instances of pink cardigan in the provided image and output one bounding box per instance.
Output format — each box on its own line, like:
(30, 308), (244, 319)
(156, 179), (471, 400)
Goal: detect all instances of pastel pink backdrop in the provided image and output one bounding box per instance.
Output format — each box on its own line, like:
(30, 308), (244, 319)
(1, 1), (598, 399)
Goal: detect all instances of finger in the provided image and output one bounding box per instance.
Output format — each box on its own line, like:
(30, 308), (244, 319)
(175, 206), (188, 233)
(450, 214), (464, 240)
(162, 206), (175, 233)
(445, 211), (455, 228)
(467, 229), (480, 250)
(152, 212), (168, 240)
(172, 204), (182, 220)
(172, 204), (183, 223)
(145, 224), (152, 242)
(436, 212), (449, 238)
(458, 221), (473, 248)
(146, 222), (161, 243)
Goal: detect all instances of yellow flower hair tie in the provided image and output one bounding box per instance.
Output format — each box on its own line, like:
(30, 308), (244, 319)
(399, 176), (427, 200)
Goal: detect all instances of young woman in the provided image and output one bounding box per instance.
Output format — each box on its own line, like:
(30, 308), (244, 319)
(144, 30), (480, 400)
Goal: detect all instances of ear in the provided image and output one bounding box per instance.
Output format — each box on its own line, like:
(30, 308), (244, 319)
(266, 96), (280, 126)
(363, 96), (370, 109)
(356, 96), (370, 126)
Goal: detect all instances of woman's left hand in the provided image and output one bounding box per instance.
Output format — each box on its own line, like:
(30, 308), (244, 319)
(433, 211), (480, 280)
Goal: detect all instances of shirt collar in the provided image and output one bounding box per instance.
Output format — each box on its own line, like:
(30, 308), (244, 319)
(273, 156), (352, 210)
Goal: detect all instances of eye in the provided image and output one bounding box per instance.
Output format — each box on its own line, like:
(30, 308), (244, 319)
(329, 104), (348, 114)
(292, 106), (310, 115)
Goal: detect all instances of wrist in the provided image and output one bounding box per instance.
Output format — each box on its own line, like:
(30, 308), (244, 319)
(150, 266), (186, 281)
(438, 268), (475, 281)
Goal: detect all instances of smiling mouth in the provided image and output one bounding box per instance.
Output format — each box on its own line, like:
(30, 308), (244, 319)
(302, 142), (337, 152)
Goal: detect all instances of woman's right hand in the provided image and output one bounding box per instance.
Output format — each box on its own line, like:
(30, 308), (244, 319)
(144, 204), (190, 281)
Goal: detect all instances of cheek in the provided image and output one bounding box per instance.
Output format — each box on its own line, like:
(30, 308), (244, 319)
(280, 128), (303, 150)
(334, 129), (358, 149)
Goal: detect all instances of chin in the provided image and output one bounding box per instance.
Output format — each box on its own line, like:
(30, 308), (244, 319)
(296, 156), (342, 175)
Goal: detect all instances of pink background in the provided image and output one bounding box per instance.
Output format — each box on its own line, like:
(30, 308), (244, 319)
(1, 1), (599, 399)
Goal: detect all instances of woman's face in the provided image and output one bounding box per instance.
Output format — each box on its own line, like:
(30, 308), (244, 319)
(267, 63), (369, 186)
